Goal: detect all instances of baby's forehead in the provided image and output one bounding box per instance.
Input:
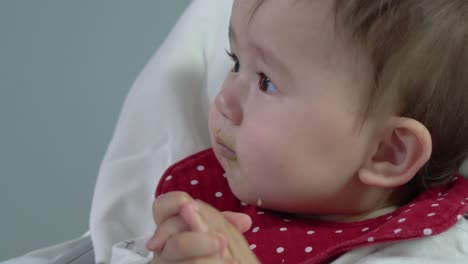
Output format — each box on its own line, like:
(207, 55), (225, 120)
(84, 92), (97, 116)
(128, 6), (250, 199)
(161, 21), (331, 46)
(233, 2), (343, 55)
(232, 0), (336, 35)
(230, 0), (371, 85)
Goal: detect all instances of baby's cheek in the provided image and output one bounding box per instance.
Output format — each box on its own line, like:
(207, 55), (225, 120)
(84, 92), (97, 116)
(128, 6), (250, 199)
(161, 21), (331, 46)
(237, 127), (291, 186)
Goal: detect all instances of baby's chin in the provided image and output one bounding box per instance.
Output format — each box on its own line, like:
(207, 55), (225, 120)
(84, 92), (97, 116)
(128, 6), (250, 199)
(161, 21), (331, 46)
(214, 153), (288, 210)
(223, 172), (259, 205)
(229, 189), (318, 215)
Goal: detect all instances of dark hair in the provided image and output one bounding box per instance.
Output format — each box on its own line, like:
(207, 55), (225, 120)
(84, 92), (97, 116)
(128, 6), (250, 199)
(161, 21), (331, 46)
(336, 0), (468, 190)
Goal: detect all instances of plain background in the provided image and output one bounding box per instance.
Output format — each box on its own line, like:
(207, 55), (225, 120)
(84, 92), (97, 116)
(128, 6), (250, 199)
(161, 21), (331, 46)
(0, 0), (191, 259)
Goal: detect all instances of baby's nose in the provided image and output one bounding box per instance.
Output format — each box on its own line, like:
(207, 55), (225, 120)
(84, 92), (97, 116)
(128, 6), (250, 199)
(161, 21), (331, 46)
(215, 92), (243, 126)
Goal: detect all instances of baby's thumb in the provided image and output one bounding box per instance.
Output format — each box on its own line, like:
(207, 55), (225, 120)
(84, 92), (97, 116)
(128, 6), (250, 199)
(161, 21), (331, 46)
(221, 211), (252, 233)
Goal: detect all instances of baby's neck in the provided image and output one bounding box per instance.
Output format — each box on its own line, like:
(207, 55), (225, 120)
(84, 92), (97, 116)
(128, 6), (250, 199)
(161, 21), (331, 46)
(309, 206), (399, 222)
(311, 184), (417, 222)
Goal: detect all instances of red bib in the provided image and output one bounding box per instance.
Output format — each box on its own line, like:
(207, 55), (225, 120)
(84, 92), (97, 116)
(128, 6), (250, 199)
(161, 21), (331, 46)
(156, 149), (468, 264)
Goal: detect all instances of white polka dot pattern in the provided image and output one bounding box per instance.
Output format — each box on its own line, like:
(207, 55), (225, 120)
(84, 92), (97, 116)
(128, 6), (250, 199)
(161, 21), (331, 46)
(156, 150), (468, 264)
(423, 228), (432, 236)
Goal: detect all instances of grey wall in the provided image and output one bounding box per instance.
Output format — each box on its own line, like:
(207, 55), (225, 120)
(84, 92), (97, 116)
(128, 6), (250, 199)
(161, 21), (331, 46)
(0, 0), (191, 259)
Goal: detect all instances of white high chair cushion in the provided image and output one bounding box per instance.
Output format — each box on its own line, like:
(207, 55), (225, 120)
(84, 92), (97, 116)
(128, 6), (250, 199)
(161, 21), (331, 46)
(89, 0), (233, 262)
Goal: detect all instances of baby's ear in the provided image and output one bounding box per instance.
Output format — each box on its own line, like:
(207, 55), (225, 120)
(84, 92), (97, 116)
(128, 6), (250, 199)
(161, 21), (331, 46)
(358, 117), (432, 188)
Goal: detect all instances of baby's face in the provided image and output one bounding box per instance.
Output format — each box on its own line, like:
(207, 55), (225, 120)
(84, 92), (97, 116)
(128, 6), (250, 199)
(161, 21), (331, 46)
(209, 0), (378, 216)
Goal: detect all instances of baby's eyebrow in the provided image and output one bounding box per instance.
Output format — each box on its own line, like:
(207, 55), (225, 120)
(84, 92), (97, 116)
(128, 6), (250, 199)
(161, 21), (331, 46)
(254, 43), (291, 80)
(229, 23), (291, 80)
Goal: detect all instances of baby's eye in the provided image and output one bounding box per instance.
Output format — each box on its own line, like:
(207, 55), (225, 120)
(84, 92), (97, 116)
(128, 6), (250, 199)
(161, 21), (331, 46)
(258, 73), (278, 94)
(225, 50), (240, 73)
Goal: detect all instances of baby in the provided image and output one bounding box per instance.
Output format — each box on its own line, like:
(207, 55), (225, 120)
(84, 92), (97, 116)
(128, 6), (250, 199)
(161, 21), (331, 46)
(146, 0), (468, 263)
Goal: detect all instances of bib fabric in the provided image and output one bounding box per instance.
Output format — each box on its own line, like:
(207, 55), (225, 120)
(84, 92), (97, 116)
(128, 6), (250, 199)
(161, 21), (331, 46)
(156, 149), (468, 264)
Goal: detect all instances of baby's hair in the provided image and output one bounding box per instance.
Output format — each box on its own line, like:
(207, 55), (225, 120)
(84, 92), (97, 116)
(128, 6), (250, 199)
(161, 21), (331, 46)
(335, 0), (468, 191)
(249, 0), (468, 192)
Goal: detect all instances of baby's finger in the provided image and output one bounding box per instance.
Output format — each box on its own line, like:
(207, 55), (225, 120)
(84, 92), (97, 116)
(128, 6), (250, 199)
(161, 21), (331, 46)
(158, 231), (227, 262)
(221, 212), (252, 233)
(153, 191), (194, 225)
(180, 201), (209, 232)
(146, 215), (188, 252)
(194, 200), (259, 263)
(193, 200), (238, 234)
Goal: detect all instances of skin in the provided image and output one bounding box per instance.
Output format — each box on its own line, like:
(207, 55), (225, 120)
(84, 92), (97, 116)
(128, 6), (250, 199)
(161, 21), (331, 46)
(209, 0), (388, 218)
(148, 192), (258, 263)
(147, 0), (432, 262)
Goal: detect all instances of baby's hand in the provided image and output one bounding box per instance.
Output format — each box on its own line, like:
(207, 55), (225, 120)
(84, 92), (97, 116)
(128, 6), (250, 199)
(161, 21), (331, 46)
(146, 192), (254, 263)
(178, 200), (259, 264)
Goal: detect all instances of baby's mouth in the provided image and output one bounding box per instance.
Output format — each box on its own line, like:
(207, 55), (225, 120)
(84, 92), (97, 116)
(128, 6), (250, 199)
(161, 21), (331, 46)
(215, 135), (237, 160)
